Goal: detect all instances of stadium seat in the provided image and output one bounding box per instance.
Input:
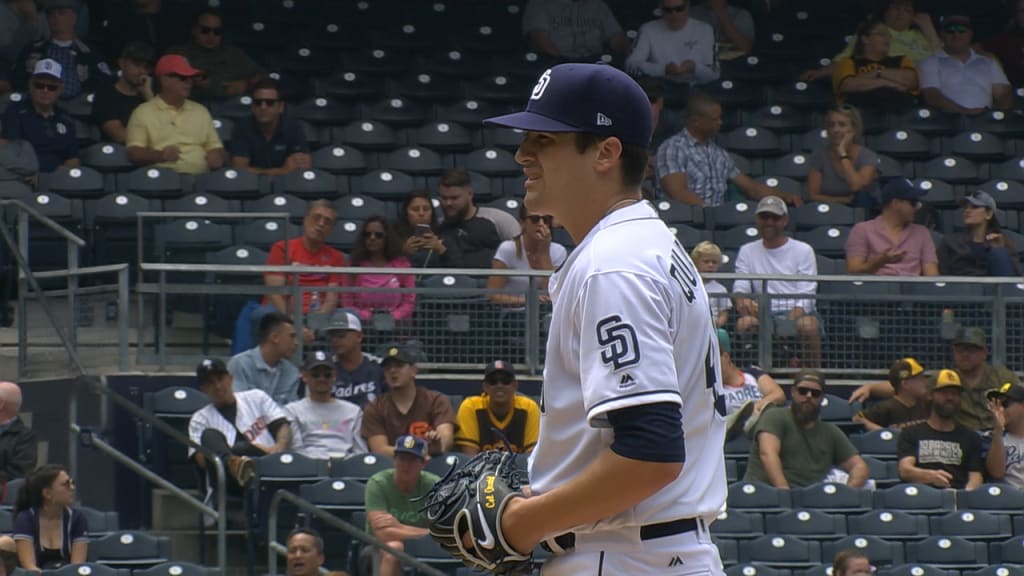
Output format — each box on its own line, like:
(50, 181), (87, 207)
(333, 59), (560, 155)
(911, 177), (958, 207)
(79, 506), (120, 536)
(325, 220), (361, 251)
(758, 176), (803, 199)
(929, 510), (1013, 540)
(849, 429), (899, 460)
(342, 48), (408, 77)
(487, 126), (527, 152)
(38, 166), (105, 199)
(242, 194), (307, 223)
(712, 510), (766, 539)
(897, 108), (960, 136)
(717, 537), (741, 566)
(424, 452), (470, 478)
(195, 168), (267, 200)
(153, 219), (234, 271)
(876, 565), (957, 576)
(797, 128), (828, 152)
(946, 131), (1011, 161)
(672, 224), (713, 249)
(421, 49), (488, 80)
(438, 98), (501, 127)
(795, 226), (850, 259)
(991, 537), (1024, 564)
(232, 219), (296, 250)
(333, 121), (399, 151)
(88, 531), (172, 569)
(791, 203), (859, 229)
(958, 484), (1024, 514)
(873, 484), (956, 514)
(718, 127), (786, 157)
(250, 452), (330, 531)
(727, 481), (792, 512)
(10, 192), (84, 270)
(403, 536), (465, 571)
(744, 104), (811, 133)
(966, 110), (1024, 136)
(322, 70), (384, 101)
(726, 564), (792, 576)
(870, 129), (936, 160)
(792, 566), (831, 576)
(117, 167), (189, 198)
(384, 146), (444, 176)
(212, 118), (233, 145)
(979, 180), (1024, 209)
(916, 156), (984, 184)
(876, 154), (907, 180)
(772, 81), (833, 110)
(163, 193), (233, 214)
(704, 78), (762, 109)
(824, 536), (904, 566)
(51, 563), (126, 576)
(268, 45), (335, 77)
(739, 535), (821, 568)
(790, 482), (872, 514)
(273, 169), (340, 199)
(720, 55), (786, 83)
(333, 194), (393, 222)
(484, 197), (522, 219)
(764, 509), (847, 540)
(298, 478), (366, 514)
(416, 274), (495, 363)
(709, 201), (759, 229)
(81, 142), (134, 173)
(141, 385), (209, 487)
(464, 148), (520, 177)
(905, 536), (987, 569)
(0, 508), (10, 531)
(358, 169), (415, 200)
(472, 74), (531, 104)
(135, 561), (220, 576)
(411, 121), (475, 153)
(330, 453), (394, 482)
(962, 567), (1024, 576)
(847, 510), (929, 540)
(991, 157), (1024, 181)
(363, 96), (429, 127)
(715, 225), (761, 251)
(765, 153), (814, 181)
(653, 199), (704, 226)
(86, 192), (153, 267)
(814, 255), (842, 275)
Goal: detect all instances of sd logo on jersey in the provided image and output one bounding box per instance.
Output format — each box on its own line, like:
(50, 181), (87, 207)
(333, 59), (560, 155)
(596, 315), (640, 370)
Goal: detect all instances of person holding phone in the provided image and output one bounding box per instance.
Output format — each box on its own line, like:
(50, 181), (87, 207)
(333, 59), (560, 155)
(92, 41), (155, 144)
(395, 190), (444, 268)
(486, 203), (567, 308)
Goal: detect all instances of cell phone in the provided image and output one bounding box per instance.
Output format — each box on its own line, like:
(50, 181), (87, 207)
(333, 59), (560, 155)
(414, 224), (431, 237)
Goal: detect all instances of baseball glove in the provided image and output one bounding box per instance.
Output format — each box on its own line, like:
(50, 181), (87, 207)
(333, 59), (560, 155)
(419, 449), (534, 575)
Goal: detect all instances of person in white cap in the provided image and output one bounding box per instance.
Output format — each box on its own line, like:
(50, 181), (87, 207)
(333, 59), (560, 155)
(732, 195), (821, 367)
(1, 58), (80, 172)
(323, 311), (385, 408)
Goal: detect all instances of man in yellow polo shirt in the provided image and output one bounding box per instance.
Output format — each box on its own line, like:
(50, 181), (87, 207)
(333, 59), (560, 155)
(455, 360), (540, 455)
(125, 54), (226, 175)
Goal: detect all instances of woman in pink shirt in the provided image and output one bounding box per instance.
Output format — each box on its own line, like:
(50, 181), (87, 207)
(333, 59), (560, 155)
(343, 216), (415, 322)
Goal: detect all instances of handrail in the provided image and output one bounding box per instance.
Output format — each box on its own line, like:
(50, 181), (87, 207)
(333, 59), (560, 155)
(0, 198), (86, 246)
(267, 490), (448, 576)
(74, 376), (228, 573)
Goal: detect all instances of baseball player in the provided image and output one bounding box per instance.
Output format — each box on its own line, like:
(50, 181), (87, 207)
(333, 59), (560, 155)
(479, 63), (728, 574)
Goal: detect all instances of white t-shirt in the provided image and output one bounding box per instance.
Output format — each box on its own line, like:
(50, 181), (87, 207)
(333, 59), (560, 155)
(732, 238), (818, 314)
(722, 367), (765, 415)
(284, 397), (367, 460)
(918, 50), (1010, 110)
(705, 279), (732, 319)
(187, 389), (287, 458)
(530, 201), (727, 533)
(625, 18), (719, 84)
(493, 239), (568, 295)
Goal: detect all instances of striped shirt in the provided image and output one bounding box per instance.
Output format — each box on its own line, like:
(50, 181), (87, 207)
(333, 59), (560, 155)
(655, 128), (739, 206)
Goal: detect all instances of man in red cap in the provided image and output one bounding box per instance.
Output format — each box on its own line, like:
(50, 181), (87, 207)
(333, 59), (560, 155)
(124, 53), (226, 174)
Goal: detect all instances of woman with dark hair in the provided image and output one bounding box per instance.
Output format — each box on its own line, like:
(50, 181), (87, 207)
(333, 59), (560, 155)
(341, 216), (415, 322)
(486, 204), (567, 307)
(395, 190), (444, 268)
(832, 17), (919, 112)
(938, 191), (1020, 276)
(12, 465), (88, 571)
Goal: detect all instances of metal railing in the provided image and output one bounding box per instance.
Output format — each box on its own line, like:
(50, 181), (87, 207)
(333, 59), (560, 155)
(267, 490), (447, 576)
(133, 263), (1024, 374)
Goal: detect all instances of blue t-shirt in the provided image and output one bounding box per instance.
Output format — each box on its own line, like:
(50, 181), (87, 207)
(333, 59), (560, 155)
(12, 507), (89, 568)
(332, 354), (386, 408)
(228, 115), (308, 169)
(2, 101), (79, 172)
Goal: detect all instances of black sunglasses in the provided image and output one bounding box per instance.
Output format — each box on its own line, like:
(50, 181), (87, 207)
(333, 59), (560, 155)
(795, 386), (823, 399)
(1002, 398), (1020, 408)
(169, 74), (195, 82)
(32, 82), (60, 92)
(486, 377), (515, 386)
(662, 4), (688, 13)
(363, 231), (385, 239)
(252, 98), (280, 107)
(526, 215), (553, 226)
(199, 25), (223, 36)
(310, 368), (334, 379)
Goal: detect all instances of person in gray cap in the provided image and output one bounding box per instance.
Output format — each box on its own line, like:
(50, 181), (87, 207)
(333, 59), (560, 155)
(323, 310), (385, 408)
(732, 195), (822, 367)
(937, 190), (1019, 276)
(284, 350), (366, 460)
(846, 178), (938, 276)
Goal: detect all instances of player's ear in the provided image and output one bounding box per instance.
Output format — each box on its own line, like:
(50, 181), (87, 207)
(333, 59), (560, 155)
(592, 136), (623, 175)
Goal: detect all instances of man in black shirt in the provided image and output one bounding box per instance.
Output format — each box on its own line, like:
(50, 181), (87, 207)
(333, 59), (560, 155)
(435, 168), (520, 268)
(897, 369), (984, 490)
(92, 41), (153, 144)
(229, 78), (310, 176)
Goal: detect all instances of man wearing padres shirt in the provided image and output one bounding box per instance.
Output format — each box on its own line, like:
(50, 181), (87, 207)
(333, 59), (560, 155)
(455, 360), (541, 455)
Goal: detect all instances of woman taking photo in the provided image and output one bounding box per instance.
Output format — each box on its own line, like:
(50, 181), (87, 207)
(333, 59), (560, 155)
(487, 205), (567, 307)
(807, 105), (881, 208)
(12, 464), (88, 571)
(938, 191), (1020, 276)
(394, 189), (444, 268)
(342, 216), (415, 323)
(832, 17), (919, 113)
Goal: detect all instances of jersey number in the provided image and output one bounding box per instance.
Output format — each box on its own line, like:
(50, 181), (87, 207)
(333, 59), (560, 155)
(596, 315), (640, 370)
(705, 339), (727, 418)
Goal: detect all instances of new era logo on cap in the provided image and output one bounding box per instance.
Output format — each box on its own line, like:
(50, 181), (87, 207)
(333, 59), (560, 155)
(596, 113), (612, 126)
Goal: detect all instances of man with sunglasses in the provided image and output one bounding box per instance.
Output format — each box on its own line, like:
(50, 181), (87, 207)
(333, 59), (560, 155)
(626, 0), (718, 85)
(897, 369), (983, 490)
(846, 178), (939, 276)
(284, 350), (366, 460)
(2, 58), (80, 173)
(919, 14), (1012, 115)
(743, 370), (869, 488)
(455, 360), (541, 455)
(125, 53), (226, 174)
(229, 78), (310, 176)
(92, 41), (154, 144)
(985, 382), (1024, 489)
(169, 7), (264, 101)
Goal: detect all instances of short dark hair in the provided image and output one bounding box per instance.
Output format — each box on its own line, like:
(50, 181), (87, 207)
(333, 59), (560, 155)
(287, 527), (324, 555)
(439, 168), (472, 188)
(250, 78), (281, 99)
(572, 133), (649, 188)
(686, 91), (719, 119)
(193, 7), (223, 25)
(257, 311), (293, 344)
(396, 189), (438, 238)
(305, 199), (337, 217)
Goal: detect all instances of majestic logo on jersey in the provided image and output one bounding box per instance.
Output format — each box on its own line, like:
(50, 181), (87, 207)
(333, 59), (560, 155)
(619, 373), (636, 389)
(531, 69), (552, 100)
(668, 556), (684, 567)
(596, 315), (640, 370)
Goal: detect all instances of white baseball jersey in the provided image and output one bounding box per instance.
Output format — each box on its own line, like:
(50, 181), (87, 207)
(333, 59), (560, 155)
(284, 397), (367, 459)
(529, 201), (727, 533)
(188, 389), (287, 457)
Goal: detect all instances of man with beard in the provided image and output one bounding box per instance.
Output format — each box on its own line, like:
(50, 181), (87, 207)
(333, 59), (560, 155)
(743, 370), (869, 488)
(92, 41), (154, 144)
(434, 168), (520, 269)
(897, 369), (983, 490)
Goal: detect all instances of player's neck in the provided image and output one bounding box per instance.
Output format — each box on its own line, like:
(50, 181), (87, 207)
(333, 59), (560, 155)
(562, 193), (641, 245)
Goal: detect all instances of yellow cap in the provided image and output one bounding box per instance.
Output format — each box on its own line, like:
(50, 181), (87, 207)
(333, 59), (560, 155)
(934, 369), (961, 389)
(900, 357), (925, 379)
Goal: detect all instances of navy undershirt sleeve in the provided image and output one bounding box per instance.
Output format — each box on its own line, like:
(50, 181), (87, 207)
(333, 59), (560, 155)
(607, 401), (685, 463)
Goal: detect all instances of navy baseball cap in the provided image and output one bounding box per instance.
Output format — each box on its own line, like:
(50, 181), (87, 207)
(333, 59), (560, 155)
(881, 178), (926, 205)
(303, 349), (334, 371)
(394, 435), (428, 459)
(483, 63), (654, 148)
(196, 358), (229, 383)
